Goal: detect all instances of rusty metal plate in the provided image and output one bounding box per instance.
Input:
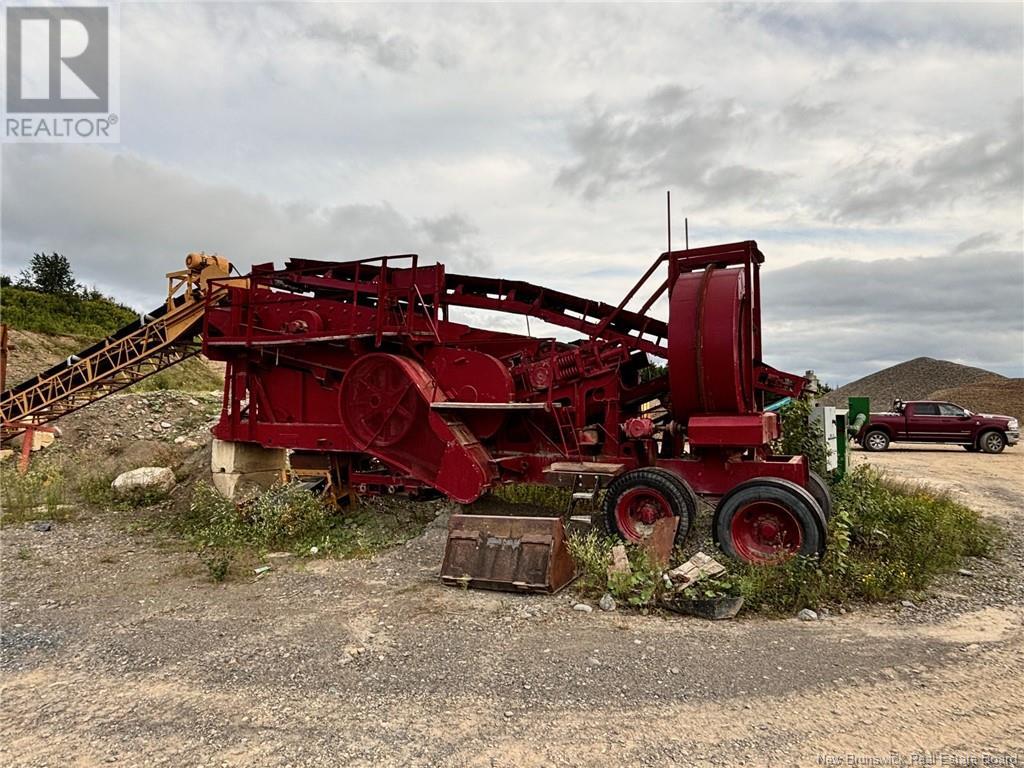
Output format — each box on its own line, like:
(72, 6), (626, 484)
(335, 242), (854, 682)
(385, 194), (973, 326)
(640, 515), (679, 567)
(440, 514), (576, 594)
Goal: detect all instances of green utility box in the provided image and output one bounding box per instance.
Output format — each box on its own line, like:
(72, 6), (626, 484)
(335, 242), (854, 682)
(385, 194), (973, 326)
(838, 396), (871, 478)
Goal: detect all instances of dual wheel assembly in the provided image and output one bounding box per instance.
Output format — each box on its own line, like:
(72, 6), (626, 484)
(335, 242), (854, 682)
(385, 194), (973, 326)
(604, 468), (830, 565)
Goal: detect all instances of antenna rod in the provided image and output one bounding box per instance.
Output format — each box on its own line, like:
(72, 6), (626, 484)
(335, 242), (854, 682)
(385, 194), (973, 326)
(666, 190), (672, 253)
(685, 217), (689, 250)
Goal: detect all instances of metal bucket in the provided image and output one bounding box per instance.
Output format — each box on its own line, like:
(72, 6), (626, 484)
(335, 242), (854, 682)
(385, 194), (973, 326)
(440, 514), (577, 594)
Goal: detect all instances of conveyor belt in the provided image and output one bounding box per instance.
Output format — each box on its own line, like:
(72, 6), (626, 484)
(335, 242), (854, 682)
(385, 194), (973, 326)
(276, 258), (670, 358)
(0, 286), (224, 441)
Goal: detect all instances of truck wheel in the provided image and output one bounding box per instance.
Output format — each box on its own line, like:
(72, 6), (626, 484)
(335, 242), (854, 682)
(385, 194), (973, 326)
(979, 430), (1006, 454)
(604, 468), (697, 544)
(644, 467), (698, 540)
(713, 478), (827, 564)
(863, 429), (890, 452)
(807, 471), (834, 521)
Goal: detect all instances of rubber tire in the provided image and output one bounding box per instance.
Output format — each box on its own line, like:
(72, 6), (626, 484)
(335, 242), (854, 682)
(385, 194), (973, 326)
(604, 467), (697, 545)
(863, 429), (890, 452)
(807, 471), (834, 521)
(713, 477), (827, 564)
(644, 467), (699, 542)
(979, 430), (1006, 454)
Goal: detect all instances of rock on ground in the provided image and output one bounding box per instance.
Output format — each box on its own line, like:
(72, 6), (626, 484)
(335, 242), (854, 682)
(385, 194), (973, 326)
(111, 467), (175, 495)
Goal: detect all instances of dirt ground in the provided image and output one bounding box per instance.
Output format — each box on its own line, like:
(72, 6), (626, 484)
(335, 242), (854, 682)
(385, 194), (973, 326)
(2, 444), (1022, 767)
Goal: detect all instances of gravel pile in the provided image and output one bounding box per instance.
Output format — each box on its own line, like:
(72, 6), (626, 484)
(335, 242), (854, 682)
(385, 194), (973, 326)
(822, 357), (1004, 409)
(927, 378), (1024, 421)
(2, 328), (83, 387)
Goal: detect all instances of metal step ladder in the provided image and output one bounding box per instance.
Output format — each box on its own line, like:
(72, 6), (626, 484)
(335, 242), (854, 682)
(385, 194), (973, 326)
(544, 461), (625, 524)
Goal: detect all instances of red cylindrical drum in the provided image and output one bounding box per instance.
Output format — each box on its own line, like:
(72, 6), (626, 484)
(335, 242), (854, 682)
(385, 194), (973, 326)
(668, 267), (753, 420)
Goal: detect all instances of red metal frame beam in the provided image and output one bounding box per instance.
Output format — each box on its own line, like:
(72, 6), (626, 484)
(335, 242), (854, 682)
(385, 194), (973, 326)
(274, 256), (671, 358)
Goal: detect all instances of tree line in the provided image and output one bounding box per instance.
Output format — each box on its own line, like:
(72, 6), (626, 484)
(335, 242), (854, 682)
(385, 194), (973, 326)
(1, 252), (108, 301)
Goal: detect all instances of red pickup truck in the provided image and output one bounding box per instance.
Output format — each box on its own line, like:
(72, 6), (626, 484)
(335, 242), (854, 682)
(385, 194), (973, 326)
(858, 400), (1019, 454)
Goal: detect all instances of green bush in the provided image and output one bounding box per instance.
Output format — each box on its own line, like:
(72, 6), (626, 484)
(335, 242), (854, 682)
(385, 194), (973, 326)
(774, 395), (829, 478)
(735, 465), (996, 613)
(607, 549), (664, 608)
(184, 481), (330, 553)
(675, 574), (742, 600)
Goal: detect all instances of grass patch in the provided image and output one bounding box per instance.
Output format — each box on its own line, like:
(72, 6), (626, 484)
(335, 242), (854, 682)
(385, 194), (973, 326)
(565, 464), (996, 614)
(2, 456), (177, 525)
(491, 482), (571, 510)
(176, 482), (436, 581)
(129, 357), (223, 393)
(76, 472), (118, 508)
(0, 461), (71, 524)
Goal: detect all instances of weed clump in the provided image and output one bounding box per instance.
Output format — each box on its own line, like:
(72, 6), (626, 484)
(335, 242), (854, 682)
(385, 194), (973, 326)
(734, 465), (996, 613)
(180, 482), (436, 581)
(492, 483), (571, 509)
(74, 471), (171, 511)
(182, 482), (331, 579)
(567, 532), (664, 608)
(0, 461), (69, 523)
(566, 464), (996, 614)
(565, 530), (615, 595)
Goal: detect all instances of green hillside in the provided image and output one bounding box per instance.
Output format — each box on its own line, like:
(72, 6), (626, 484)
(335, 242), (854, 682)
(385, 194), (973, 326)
(1, 284), (137, 338)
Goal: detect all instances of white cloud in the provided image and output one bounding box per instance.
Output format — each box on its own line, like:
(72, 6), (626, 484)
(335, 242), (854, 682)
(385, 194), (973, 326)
(2, 3), (1021, 384)
(1, 146), (487, 309)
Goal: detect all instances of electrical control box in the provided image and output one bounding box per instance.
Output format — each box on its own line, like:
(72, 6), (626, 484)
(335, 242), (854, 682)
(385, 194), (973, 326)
(811, 405), (838, 473)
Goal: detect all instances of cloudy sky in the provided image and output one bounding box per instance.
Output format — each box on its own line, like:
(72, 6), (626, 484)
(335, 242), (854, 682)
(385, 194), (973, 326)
(2, 2), (1022, 385)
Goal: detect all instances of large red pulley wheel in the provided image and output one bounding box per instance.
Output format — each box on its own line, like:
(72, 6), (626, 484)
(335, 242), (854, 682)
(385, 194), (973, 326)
(713, 477), (827, 564)
(604, 468), (697, 544)
(340, 355), (422, 448)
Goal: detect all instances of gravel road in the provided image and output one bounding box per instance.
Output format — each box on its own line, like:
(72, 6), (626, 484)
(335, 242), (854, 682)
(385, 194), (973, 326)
(2, 445), (1022, 766)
